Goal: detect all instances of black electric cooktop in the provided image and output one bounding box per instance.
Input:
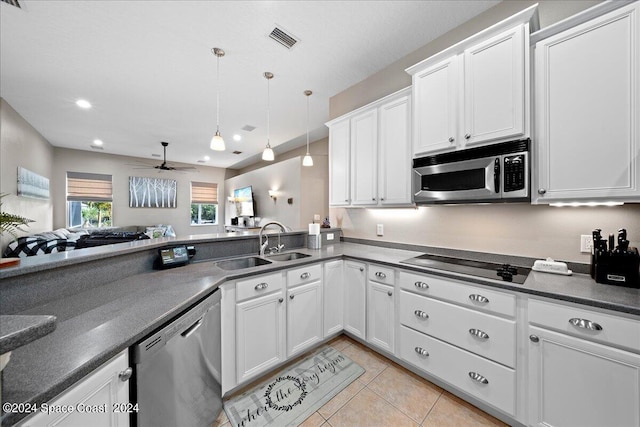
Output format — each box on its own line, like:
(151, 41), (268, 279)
(401, 253), (531, 284)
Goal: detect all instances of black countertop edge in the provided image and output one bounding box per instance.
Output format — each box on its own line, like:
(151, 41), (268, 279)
(0, 315), (57, 354)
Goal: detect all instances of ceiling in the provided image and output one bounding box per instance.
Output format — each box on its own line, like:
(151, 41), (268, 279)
(0, 0), (500, 170)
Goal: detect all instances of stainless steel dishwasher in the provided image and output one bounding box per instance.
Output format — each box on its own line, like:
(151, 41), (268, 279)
(134, 289), (222, 427)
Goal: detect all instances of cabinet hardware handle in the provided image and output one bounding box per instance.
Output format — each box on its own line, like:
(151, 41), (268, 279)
(469, 328), (489, 340)
(414, 310), (429, 319)
(387, 291), (393, 296)
(468, 371), (489, 384)
(300, 272), (310, 280)
(465, 133), (471, 140)
(375, 272), (386, 279)
(372, 198), (376, 201)
(381, 198), (385, 201)
(538, 188), (547, 195)
(468, 294), (489, 303)
(290, 294), (295, 300)
(529, 335), (539, 343)
(569, 318), (602, 331)
(255, 283), (268, 291)
(449, 137), (455, 143)
(414, 281), (429, 289)
(119, 367), (133, 382)
(414, 347), (429, 357)
(278, 297), (284, 303)
(360, 267), (364, 272)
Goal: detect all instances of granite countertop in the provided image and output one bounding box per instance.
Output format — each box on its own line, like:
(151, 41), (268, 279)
(0, 315), (57, 354)
(1, 241), (639, 426)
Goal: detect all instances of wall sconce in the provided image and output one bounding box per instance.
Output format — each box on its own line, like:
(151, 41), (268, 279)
(269, 190), (278, 203)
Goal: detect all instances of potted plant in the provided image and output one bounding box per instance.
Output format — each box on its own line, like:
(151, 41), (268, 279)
(0, 193), (34, 268)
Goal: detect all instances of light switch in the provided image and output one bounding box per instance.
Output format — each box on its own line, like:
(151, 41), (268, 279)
(376, 224), (384, 236)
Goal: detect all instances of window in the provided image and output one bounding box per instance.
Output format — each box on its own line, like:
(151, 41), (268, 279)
(66, 172), (113, 228)
(191, 181), (218, 225)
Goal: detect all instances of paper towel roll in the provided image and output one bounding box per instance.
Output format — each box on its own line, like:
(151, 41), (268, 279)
(309, 223), (320, 235)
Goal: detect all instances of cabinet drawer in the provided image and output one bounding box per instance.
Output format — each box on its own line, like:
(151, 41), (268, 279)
(236, 272), (283, 301)
(400, 291), (515, 367)
(400, 325), (516, 415)
(529, 298), (640, 352)
(399, 271), (516, 317)
(287, 264), (322, 288)
(368, 264), (395, 285)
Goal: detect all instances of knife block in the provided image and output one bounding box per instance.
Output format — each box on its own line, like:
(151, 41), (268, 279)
(594, 247), (640, 288)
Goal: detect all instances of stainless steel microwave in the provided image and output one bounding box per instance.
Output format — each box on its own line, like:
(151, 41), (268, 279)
(412, 139), (530, 204)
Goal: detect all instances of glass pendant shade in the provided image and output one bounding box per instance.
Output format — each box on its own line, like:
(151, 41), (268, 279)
(302, 153), (313, 166)
(210, 130), (225, 151)
(262, 145), (275, 161)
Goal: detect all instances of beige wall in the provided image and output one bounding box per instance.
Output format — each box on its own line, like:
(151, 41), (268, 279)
(0, 98), (54, 250)
(328, 0), (640, 264)
(52, 147), (229, 237)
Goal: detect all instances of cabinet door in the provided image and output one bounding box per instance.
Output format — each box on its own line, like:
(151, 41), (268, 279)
(236, 292), (285, 383)
(535, 2), (640, 202)
(412, 56), (458, 156)
(528, 326), (640, 427)
(323, 260), (344, 337)
(20, 351), (130, 427)
(379, 94), (412, 206)
(287, 281), (323, 357)
(343, 261), (366, 339)
(329, 118), (350, 206)
(463, 25), (525, 146)
(350, 109), (378, 206)
(367, 281), (394, 353)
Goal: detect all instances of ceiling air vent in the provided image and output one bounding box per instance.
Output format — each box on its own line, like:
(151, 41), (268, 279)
(1, 0), (21, 8)
(90, 145), (104, 150)
(152, 153), (161, 158)
(269, 26), (299, 50)
(233, 151), (242, 155)
(241, 125), (256, 132)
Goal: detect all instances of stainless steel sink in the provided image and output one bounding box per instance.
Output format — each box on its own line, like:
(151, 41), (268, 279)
(215, 256), (272, 270)
(267, 252), (312, 262)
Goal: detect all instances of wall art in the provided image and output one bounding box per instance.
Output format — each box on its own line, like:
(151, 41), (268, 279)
(17, 166), (50, 199)
(129, 176), (177, 208)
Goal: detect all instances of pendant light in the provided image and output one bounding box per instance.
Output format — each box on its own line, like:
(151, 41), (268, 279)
(302, 90), (313, 167)
(210, 47), (226, 151)
(262, 72), (275, 161)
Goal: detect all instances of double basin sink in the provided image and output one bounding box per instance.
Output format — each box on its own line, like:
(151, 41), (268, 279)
(214, 252), (311, 270)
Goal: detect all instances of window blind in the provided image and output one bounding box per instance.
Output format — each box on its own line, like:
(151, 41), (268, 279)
(66, 172), (113, 202)
(191, 181), (218, 204)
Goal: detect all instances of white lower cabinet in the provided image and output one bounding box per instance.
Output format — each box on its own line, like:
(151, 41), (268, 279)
(323, 260), (344, 337)
(367, 265), (395, 353)
(528, 298), (640, 427)
(343, 261), (367, 339)
(287, 280), (323, 358)
(19, 350), (130, 427)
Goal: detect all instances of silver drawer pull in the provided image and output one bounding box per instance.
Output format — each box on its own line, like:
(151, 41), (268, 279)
(529, 335), (539, 343)
(469, 328), (489, 340)
(300, 272), (310, 280)
(414, 347), (429, 357)
(469, 371), (489, 384)
(569, 318), (603, 331)
(290, 294), (295, 300)
(255, 283), (268, 291)
(119, 367), (133, 382)
(387, 290), (393, 296)
(469, 294), (489, 303)
(414, 310), (429, 319)
(414, 281), (429, 289)
(375, 272), (386, 279)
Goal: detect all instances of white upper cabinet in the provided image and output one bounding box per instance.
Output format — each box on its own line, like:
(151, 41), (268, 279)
(533, 1), (640, 203)
(327, 87), (413, 207)
(328, 118), (351, 206)
(407, 5), (537, 157)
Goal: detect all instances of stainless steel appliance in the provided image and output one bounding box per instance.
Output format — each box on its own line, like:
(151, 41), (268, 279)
(401, 253), (531, 284)
(412, 139), (530, 204)
(134, 289), (222, 427)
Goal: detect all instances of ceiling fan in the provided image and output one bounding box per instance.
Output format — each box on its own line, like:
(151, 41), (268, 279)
(129, 142), (197, 172)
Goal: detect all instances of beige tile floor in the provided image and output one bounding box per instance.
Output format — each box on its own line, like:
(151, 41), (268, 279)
(215, 335), (508, 427)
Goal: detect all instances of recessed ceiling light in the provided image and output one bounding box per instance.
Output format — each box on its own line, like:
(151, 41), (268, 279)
(93, 139), (103, 146)
(233, 134), (242, 141)
(76, 99), (92, 109)
(203, 155), (210, 161)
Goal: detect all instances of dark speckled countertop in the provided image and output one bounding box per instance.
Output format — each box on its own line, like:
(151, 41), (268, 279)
(0, 315), (57, 354)
(1, 242), (639, 426)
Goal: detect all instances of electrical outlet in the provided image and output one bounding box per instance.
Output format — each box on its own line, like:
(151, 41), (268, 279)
(376, 224), (384, 236)
(580, 235), (593, 253)
(313, 214), (321, 222)
(327, 233), (334, 241)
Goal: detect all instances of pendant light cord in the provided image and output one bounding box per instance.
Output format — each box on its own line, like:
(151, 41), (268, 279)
(266, 76), (271, 148)
(306, 94), (310, 153)
(216, 54), (220, 132)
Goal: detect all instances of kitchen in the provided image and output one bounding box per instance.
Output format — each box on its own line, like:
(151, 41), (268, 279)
(1, 1), (640, 427)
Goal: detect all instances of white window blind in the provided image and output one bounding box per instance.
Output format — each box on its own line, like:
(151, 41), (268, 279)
(191, 182), (218, 204)
(66, 172), (113, 202)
